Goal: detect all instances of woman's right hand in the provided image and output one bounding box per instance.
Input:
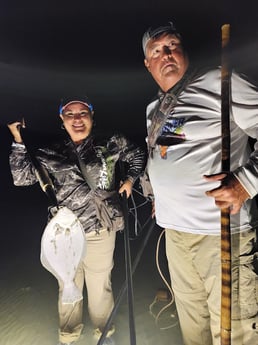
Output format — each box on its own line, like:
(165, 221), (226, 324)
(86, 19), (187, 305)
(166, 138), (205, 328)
(7, 119), (25, 143)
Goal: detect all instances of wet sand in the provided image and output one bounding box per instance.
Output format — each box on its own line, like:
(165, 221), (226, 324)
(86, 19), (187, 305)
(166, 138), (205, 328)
(0, 211), (184, 345)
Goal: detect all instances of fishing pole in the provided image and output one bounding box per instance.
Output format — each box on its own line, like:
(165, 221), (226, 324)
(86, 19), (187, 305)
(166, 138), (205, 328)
(118, 161), (136, 344)
(97, 216), (156, 345)
(122, 190), (136, 345)
(18, 124), (58, 207)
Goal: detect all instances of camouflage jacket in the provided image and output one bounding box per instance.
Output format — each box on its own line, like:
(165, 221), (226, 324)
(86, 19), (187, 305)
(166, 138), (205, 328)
(9, 133), (145, 233)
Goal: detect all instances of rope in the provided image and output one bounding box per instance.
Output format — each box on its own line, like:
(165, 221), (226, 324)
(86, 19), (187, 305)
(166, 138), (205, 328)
(149, 229), (178, 330)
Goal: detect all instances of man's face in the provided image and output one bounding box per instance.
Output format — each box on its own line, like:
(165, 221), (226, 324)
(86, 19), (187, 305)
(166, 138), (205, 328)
(60, 102), (94, 144)
(144, 33), (189, 92)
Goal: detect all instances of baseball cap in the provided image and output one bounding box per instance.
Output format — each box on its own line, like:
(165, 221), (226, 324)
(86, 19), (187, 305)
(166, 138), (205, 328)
(142, 21), (181, 56)
(59, 96), (94, 114)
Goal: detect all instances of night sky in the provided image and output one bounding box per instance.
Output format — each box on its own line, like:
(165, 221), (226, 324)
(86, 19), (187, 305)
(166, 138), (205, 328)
(1, 0), (258, 248)
(1, 1), (258, 132)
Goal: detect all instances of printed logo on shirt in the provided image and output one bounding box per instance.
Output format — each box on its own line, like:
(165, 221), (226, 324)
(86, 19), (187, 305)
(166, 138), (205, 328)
(95, 146), (114, 189)
(161, 117), (186, 140)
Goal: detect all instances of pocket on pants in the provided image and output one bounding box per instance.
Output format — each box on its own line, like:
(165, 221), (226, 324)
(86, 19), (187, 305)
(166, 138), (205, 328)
(232, 253), (258, 320)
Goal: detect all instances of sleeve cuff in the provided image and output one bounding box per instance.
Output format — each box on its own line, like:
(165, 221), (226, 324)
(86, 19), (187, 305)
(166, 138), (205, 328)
(12, 142), (25, 148)
(233, 170), (257, 199)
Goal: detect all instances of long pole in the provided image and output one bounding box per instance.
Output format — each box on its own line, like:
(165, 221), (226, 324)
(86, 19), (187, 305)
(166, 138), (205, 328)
(122, 191), (137, 345)
(220, 23), (232, 345)
(20, 127), (58, 207)
(97, 218), (156, 345)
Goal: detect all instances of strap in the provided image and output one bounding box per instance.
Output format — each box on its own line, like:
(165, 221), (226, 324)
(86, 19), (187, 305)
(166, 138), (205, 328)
(66, 140), (96, 191)
(76, 154), (96, 190)
(147, 68), (197, 156)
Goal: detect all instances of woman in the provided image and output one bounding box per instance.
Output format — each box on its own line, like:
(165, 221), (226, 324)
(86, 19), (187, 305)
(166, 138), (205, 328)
(8, 96), (145, 345)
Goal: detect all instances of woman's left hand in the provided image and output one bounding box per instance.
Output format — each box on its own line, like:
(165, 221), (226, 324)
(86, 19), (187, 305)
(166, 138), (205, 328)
(119, 179), (133, 198)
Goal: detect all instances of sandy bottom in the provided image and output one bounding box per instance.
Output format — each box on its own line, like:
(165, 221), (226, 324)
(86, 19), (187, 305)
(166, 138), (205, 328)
(0, 222), (184, 345)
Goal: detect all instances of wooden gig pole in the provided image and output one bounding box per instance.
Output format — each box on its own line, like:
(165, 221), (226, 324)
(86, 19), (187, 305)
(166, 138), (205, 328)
(220, 24), (232, 345)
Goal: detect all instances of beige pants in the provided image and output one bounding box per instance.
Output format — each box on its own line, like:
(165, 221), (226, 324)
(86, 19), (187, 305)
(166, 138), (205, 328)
(165, 228), (258, 345)
(58, 229), (116, 343)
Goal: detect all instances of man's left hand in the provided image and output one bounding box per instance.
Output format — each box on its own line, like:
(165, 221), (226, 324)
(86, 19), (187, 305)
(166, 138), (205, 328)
(204, 173), (250, 215)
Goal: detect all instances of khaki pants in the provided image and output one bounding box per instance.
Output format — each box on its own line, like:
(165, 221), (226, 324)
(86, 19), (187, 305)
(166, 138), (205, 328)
(165, 228), (258, 345)
(58, 229), (116, 343)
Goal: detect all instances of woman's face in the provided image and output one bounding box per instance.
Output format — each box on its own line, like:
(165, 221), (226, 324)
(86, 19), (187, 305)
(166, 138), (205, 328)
(60, 102), (94, 144)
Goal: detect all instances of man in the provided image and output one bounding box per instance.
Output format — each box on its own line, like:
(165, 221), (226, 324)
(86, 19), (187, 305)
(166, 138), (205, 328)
(8, 96), (145, 345)
(141, 21), (258, 345)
